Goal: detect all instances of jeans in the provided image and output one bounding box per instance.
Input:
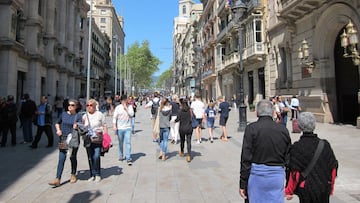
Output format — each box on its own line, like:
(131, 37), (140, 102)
(56, 147), (79, 179)
(131, 117), (135, 133)
(22, 118), (33, 142)
(281, 114), (288, 127)
(86, 144), (101, 177)
(159, 127), (170, 154)
(116, 128), (131, 160)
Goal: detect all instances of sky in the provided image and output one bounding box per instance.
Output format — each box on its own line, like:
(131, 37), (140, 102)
(113, 1), (179, 76)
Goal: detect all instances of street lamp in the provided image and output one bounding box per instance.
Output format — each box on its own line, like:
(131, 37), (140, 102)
(86, 0), (93, 101)
(340, 20), (360, 66)
(231, 0), (247, 132)
(113, 35), (118, 95)
(298, 39), (316, 73)
(194, 44), (202, 99)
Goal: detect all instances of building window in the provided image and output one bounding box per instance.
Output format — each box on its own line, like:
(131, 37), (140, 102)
(38, 0), (42, 16)
(100, 18), (106, 23)
(80, 17), (84, 29)
(279, 47), (288, 88)
(255, 20), (262, 43)
(182, 5), (186, 15)
(80, 37), (83, 51)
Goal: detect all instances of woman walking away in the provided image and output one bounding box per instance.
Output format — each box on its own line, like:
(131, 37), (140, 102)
(158, 98), (172, 161)
(49, 99), (82, 187)
(285, 112), (338, 203)
(83, 99), (108, 182)
(175, 99), (193, 162)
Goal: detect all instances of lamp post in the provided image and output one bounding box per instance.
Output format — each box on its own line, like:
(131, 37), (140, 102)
(194, 44), (202, 99)
(86, 0), (93, 101)
(231, 0), (247, 132)
(113, 35), (118, 95)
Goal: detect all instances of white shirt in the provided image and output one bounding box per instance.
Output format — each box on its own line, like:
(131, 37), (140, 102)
(290, 98), (300, 107)
(191, 100), (205, 119)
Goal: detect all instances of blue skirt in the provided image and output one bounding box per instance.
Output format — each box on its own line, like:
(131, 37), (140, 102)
(248, 163), (285, 203)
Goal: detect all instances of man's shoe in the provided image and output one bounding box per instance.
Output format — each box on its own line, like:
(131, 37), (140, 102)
(94, 176), (101, 182)
(70, 175), (77, 183)
(127, 160), (132, 166)
(88, 176), (95, 181)
(48, 178), (60, 187)
(29, 145), (37, 149)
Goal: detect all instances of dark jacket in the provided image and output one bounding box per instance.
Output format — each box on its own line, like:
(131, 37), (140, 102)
(286, 133), (338, 202)
(240, 116), (291, 189)
(175, 108), (193, 134)
(20, 99), (37, 119)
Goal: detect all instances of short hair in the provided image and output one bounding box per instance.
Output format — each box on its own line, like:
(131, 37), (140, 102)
(298, 112), (316, 132)
(87, 99), (98, 106)
(120, 95), (127, 101)
(256, 100), (274, 117)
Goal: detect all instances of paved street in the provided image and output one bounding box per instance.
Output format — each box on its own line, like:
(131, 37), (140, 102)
(0, 105), (359, 203)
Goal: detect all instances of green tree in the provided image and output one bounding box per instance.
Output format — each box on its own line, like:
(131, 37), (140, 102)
(156, 67), (173, 89)
(119, 40), (161, 89)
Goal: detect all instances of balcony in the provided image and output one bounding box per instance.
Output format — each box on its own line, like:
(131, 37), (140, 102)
(243, 41), (265, 63)
(280, 0), (320, 20)
(222, 51), (240, 71)
(217, 21), (235, 43)
(202, 67), (216, 82)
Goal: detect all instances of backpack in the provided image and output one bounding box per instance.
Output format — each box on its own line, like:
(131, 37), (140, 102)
(151, 99), (160, 115)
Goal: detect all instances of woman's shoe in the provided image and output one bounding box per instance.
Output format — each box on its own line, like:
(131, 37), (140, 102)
(162, 155), (166, 161)
(158, 151), (163, 159)
(48, 178), (60, 187)
(179, 151), (184, 157)
(186, 155), (191, 162)
(70, 175), (77, 183)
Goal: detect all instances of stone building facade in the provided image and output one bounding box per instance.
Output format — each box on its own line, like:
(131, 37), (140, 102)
(0, 0), (91, 103)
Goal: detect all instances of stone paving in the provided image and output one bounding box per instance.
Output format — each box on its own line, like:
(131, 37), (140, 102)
(0, 105), (359, 203)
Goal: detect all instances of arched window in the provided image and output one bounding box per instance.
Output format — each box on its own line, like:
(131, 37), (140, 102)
(182, 5), (186, 15)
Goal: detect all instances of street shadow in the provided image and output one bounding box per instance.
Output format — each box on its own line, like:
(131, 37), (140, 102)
(190, 151), (202, 158)
(131, 152), (146, 162)
(134, 130), (143, 134)
(68, 190), (102, 203)
(76, 166), (122, 181)
(164, 151), (178, 160)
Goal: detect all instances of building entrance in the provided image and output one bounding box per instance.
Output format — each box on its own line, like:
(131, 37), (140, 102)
(334, 31), (359, 125)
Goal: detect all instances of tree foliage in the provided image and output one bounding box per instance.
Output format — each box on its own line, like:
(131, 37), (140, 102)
(118, 40), (161, 88)
(156, 66), (173, 88)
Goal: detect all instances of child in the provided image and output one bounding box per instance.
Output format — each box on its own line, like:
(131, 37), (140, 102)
(204, 101), (216, 143)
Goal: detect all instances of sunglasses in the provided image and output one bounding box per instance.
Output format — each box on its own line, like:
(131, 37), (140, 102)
(86, 104), (93, 107)
(69, 104), (76, 107)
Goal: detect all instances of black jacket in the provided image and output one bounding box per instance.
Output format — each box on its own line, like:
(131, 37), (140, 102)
(175, 108), (193, 134)
(240, 116), (291, 189)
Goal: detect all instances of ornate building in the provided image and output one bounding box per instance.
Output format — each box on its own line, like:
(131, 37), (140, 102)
(0, 0), (91, 102)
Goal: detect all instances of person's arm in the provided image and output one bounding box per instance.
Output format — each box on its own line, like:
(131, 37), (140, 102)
(127, 104), (135, 117)
(112, 106), (118, 131)
(330, 167), (337, 195)
(285, 170), (300, 199)
(239, 125), (253, 199)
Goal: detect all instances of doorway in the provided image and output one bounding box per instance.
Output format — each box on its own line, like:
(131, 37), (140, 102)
(334, 30), (359, 125)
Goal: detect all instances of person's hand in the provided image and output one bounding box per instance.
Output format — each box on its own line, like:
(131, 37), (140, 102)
(286, 194), (293, 200)
(239, 189), (247, 199)
(56, 129), (62, 136)
(113, 126), (117, 131)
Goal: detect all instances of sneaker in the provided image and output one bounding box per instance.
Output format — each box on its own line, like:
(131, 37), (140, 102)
(87, 176), (95, 182)
(127, 159), (132, 166)
(196, 140), (201, 144)
(210, 138), (214, 143)
(94, 176), (101, 182)
(118, 157), (124, 161)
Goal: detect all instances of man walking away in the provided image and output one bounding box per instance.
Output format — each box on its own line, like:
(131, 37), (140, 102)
(20, 93), (37, 143)
(218, 96), (230, 142)
(239, 100), (291, 203)
(0, 95), (18, 147)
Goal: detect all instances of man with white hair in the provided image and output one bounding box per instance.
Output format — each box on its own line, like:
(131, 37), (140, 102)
(239, 99), (291, 203)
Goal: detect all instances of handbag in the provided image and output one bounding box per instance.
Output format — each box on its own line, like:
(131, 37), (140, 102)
(190, 110), (198, 128)
(68, 113), (80, 148)
(58, 136), (68, 150)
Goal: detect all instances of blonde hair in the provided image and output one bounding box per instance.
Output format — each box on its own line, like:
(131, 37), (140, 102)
(87, 99), (98, 106)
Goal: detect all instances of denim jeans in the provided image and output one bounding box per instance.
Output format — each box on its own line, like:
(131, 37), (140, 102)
(86, 144), (101, 177)
(116, 129), (131, 161)
(159, 127), (170, 154)
(281, 114), (288, 127)
(131, 117), (135, 133)
(56, 147), (79, 179)
(22, 118), (33, 142)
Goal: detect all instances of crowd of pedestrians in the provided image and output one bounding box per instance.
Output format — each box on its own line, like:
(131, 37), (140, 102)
(0, 92), (339, 203)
